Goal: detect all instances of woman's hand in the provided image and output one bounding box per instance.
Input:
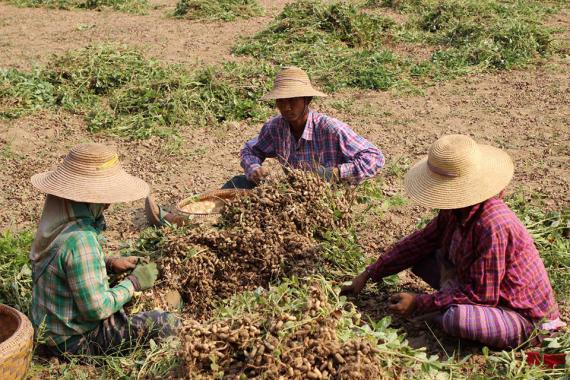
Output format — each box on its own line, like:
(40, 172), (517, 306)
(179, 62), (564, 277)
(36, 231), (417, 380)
(388, 292), (417, 317)
(250, 167), (270, 183)
(108, 256), (140, 274)
(340, 270), (371, 297)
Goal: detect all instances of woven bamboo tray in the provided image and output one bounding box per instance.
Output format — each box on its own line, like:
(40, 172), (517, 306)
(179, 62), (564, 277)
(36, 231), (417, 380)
(176, 189), (250, 221)
(0, 304), (33, 380)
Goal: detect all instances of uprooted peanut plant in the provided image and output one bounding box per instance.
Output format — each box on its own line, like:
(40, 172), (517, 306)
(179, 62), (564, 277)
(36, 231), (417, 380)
(176, 277), (450, 379)
(134, 169), (357, 318)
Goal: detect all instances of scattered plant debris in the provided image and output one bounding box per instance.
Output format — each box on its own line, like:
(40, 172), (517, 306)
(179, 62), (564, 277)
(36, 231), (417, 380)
(5, 0), (149, 14)
(0, 45), (274, 138)
(173, 0), (263, 21)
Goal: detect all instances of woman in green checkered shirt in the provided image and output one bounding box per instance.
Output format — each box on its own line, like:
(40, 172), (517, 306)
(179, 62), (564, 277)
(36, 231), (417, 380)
(30, 143), (178, 356)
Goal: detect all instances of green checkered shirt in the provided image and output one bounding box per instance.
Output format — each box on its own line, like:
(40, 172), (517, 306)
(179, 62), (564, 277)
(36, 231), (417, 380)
(31, 216), (134, 346)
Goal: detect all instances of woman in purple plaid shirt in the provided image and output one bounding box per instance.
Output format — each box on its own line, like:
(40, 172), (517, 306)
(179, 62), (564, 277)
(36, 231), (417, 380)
(343, 135), (565, 349)
(146, 66), (384, 226)
(226, 66), (384, 189)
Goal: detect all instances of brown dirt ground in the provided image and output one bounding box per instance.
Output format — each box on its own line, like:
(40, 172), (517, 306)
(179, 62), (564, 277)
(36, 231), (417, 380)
(0, 0), (569, 365)
(0, 0), (291, 69)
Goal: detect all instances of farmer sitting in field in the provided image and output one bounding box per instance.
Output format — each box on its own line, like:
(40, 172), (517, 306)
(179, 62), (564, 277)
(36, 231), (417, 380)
(342, 134), (565, 349)
(30, 143), (177, 356)
(145, 66), (384, 226)
(229, 66), (384, 188)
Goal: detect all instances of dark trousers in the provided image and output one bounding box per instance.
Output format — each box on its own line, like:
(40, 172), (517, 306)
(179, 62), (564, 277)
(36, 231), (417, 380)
(411, 254), (441, 289)
(221, 174), (256, 190)
(45, 310), (178, 356)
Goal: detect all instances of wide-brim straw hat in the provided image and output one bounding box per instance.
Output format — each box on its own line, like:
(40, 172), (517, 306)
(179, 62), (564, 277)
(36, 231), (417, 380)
(31, 143), (150, 204)
(404, 135), (514, 209)
(261, 66), (327, 100)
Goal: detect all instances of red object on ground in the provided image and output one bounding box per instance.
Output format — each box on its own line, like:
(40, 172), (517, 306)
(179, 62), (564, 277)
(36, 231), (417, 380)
(526, 351), (567, 368)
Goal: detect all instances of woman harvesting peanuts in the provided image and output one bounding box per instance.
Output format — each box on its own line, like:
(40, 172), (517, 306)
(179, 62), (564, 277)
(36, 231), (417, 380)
(145, 66), (385, 226)
(342, 135), (565, 349)
(30, 143), (177, 356)
(236, 66), (385, 188)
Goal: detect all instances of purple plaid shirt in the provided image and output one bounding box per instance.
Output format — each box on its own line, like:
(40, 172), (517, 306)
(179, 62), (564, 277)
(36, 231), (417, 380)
(240, 110), (384, 184)
(367, 197), (560, 321)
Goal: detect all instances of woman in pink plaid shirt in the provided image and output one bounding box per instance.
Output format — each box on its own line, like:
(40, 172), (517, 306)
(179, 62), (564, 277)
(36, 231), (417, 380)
(343, 134), (565, 349)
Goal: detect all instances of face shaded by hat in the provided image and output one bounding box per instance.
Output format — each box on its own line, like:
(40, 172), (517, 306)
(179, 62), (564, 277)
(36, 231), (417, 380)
(404, 135), (514, 209)
(31, 143), (150, 204)
(262, 66), (327, 101)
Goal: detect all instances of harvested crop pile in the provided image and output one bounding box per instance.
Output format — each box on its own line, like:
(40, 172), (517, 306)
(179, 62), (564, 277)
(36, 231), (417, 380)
(174, 277), (446, 379)
(149, 170), (356, 318)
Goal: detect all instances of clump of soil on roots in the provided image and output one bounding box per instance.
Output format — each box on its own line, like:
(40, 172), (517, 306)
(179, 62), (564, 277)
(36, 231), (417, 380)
(149, 170), (356, 318)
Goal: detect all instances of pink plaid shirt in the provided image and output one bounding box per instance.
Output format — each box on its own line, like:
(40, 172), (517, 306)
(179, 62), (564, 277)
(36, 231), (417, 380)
(240, 110), (384, 184)
(367, 197), (560, 321)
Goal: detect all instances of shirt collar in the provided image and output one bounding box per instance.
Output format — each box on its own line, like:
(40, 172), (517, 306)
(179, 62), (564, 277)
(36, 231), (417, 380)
(299, 109), (315, 141)
(70, 202), (107, 232)
(454, 201), (485, 227)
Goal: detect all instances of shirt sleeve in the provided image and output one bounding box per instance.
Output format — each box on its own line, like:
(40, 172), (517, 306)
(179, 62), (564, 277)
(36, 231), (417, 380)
(65, 232), (134, 322)
(414, 223), (506, 313)
(240, 121), (277, 180)
(335, 124), (385, 184)
(366, 215), (443, 281)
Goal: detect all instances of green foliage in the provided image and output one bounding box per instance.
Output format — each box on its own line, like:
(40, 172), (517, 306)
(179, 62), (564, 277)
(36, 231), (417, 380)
(356, 177), (408, 217)
(413, 0), (558, 70)
(0, 69), (56, 118)
(320, 229), (365, 277)
(1, 1), (563, 135)
(235, 0), (562, 91)
(173, 0), (263, 21)
(385, 157), (412, 179)
(188, 62), (275, 126)
(0, 230), (34, 315)
(476, 347), (568, 379)
(256, 0), (392, 49)
(234, 0), (403, 91)
(539, 329), (570, 353)
(30, 337), (180, 379)
(0, 45), (275, 139)
(46, 45), (163, 98)
(123, 227), (169, 257)
(5, 0), (149, 14)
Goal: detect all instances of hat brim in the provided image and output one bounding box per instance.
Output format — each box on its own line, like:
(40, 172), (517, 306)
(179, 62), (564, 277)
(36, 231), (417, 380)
(261, 88), (328, 100)
(31, 170), (150, 204)
(404, 145), (514, 209)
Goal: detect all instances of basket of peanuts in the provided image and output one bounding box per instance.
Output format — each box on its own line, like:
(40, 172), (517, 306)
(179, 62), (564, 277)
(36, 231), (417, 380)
(176, 188), (250, 222)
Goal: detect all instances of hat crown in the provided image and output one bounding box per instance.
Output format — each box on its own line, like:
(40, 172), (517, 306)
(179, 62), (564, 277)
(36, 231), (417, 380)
(275, 66), (311, 85)
(427, 135), (480, 177)
(31, 142), (149, 203)
(63, 143), (121, 176)
(262, 66), (327, 100)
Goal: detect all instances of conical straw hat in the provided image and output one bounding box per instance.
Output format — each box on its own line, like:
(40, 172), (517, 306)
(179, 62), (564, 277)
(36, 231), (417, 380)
(404, 135), (514, 209)
(262, 66), (327, 100)
(31, 143), (150, 204)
